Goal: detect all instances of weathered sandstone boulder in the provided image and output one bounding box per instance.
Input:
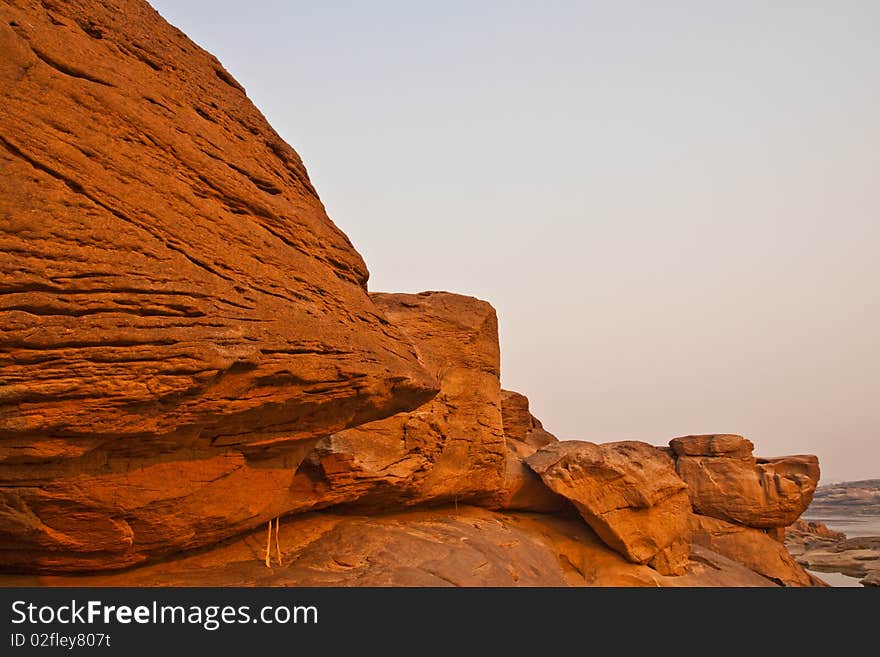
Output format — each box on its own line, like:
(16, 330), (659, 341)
(526, 441), (691, 575)
(290, 292), (507, 509)
(0, 0), (436, 572)
(689, 514), (814, 586)
(670, 435), (819, 528)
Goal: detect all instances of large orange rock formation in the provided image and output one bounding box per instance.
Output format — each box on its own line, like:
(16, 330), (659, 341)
(0, 0), (435, 572)
(0, 0), (825, 587)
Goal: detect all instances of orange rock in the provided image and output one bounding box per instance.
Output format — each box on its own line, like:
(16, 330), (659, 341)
(500, 390), (557, 450)
(291, 292), (507, 509)
(526, 440), (692, 575)
(671, 435), (819, 528)
(689, 514), (814, 586)
(669, 434), (754, 458)
(0, 506), (787, 587)
(494, 390), (568, 513)
(497, 449), (571, 513)
(0, 0), (435, 572)
(764, 527), (787, 543)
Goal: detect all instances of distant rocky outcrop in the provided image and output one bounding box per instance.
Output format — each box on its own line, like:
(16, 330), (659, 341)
(785, 520), (880, 586)
(786, 519), (846, 548)
(807, 479), (880, 516)
(0, 0), (828, 587)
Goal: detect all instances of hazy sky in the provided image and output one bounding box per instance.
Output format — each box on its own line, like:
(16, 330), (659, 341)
(151, 1), (878, 482)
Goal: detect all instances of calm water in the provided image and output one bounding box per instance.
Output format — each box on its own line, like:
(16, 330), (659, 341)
(801, 513), (880, 588)
(801, 513), (880, 538)
(806, 569), (863, 587)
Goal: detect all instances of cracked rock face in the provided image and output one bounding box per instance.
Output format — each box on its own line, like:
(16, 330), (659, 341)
(0, 0), (436, 572)
(669, 435), (820, 528)
(690, 514), (814, 587)
(291, 292), (507, 509)
(526, 440), (692, 575)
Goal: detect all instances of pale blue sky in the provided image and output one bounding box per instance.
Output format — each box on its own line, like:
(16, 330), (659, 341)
(151, 1), (879, 481)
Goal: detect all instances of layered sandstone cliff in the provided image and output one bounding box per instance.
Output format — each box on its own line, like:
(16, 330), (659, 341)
(0, 0), (436, 572)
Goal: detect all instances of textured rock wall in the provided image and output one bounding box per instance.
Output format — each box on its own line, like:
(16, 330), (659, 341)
(526, 441), (692, 575)
(0, 0), (436, 572)
(291, 292), (507, 509)
(669, 435), (819, 528)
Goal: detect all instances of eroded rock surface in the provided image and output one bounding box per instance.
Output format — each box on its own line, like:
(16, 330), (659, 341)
(670, 435), (819, 528)
(690, 514), (813, 586)
(0, 0), (435, 572)
(290, 292), (507, 510)
(526, 441), (691, 575)
(0, 506), (780, 587)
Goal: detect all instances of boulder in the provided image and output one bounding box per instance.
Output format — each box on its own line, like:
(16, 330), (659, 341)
(0, 0), (436, 572)
(689, 514), (814, 586)
(670, 435), (819, 528)
(526, 440), (691, 575)
(291, 292), (507, 509)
